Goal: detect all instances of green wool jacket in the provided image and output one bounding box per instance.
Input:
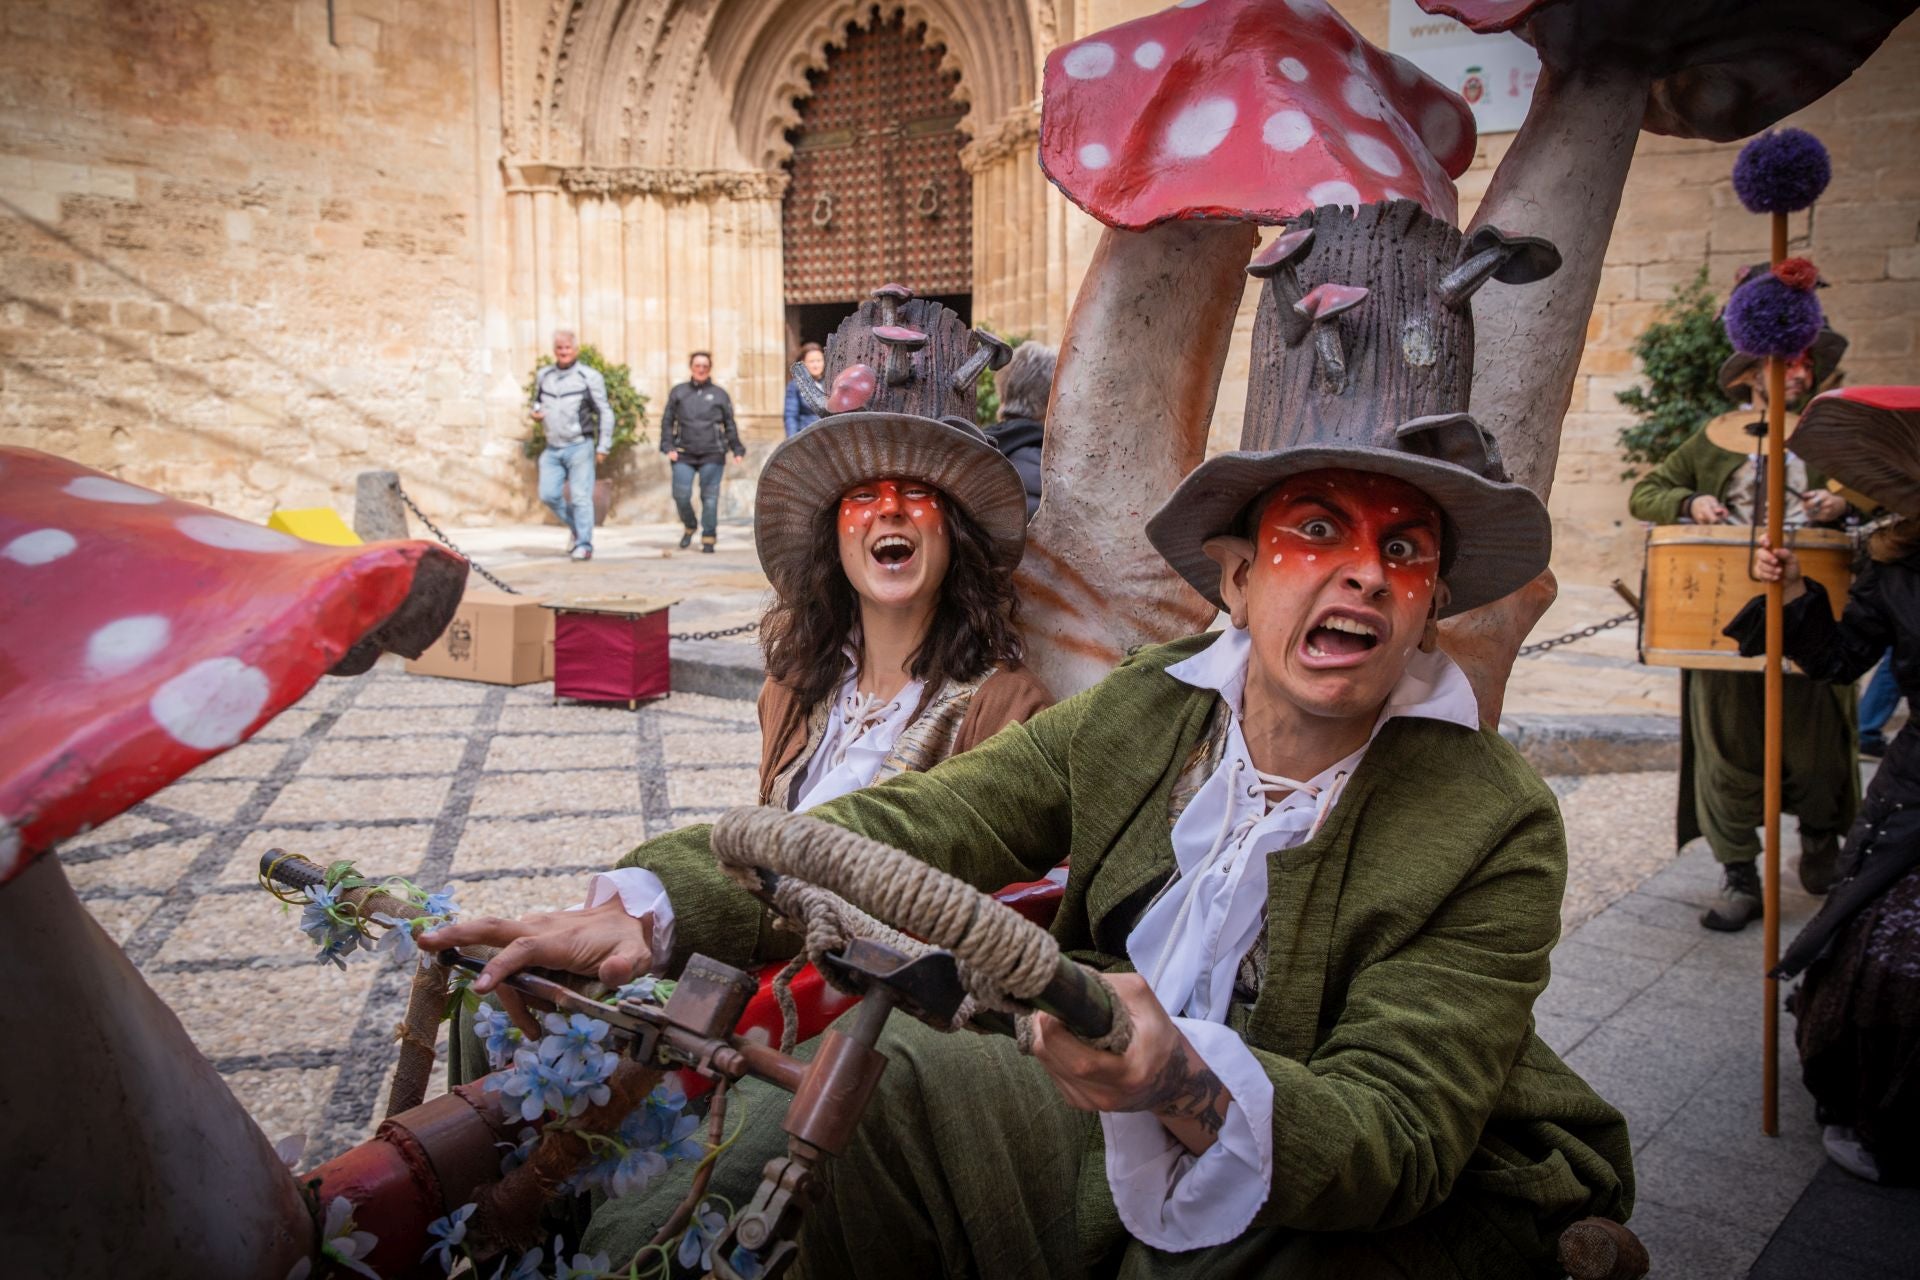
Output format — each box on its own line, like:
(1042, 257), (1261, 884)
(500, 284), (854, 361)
(1628, 421), (1830, 524)
(623, 635), (1634, 1241)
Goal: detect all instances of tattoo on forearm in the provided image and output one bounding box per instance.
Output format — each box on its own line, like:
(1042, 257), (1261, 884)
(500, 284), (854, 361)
(1139, 1041), (1229, 1136)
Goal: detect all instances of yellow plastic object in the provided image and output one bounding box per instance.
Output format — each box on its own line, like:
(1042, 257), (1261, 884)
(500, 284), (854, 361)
(267, 508), (362, 546)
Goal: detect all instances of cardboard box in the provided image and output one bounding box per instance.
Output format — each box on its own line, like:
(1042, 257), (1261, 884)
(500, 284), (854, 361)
(406, 588), (553, 686)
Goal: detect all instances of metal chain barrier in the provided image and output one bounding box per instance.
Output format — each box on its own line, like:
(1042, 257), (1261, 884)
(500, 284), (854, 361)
(1515, 611), (1638, 659)
(394, 483), (523, 595)
(395, 481), (761, 641)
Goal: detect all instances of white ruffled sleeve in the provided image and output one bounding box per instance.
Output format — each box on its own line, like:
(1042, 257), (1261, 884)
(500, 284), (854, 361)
(1097, 1017), (1274, 1250)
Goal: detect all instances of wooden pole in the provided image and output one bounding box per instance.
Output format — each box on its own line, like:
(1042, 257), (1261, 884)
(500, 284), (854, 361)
(1762, 211), (1788, 1136)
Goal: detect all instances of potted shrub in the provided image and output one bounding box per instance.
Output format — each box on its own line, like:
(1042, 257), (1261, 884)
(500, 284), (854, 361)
(523, 344), (650, 524)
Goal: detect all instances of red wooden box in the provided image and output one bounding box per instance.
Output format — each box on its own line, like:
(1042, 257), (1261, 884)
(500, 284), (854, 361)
(545, 596), (674, 708)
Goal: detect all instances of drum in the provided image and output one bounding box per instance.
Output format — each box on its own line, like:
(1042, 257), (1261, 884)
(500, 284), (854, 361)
(1640, 525), (1851, 671)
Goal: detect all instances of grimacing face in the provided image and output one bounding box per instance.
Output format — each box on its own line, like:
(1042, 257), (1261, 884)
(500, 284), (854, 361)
(1218, 468), (1445, 723)
(836, 477), (952, 614)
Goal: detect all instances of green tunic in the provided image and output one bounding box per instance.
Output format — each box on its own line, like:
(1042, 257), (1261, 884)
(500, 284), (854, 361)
(1628, 427), (1858, 862)
(617, 635), (1633, 1275)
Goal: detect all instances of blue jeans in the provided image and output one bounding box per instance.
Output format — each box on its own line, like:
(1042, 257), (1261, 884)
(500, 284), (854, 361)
(1860, 649), (1901, 741)
(671, 458), (725, 539)
(538, 440), (596, 549)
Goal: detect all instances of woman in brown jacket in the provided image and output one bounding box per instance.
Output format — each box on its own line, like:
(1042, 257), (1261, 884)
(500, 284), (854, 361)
(751, 289), (1052, 808)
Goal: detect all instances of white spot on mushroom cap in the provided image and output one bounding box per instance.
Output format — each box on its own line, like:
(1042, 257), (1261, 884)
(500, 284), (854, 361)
(1164, 97), (1237, 159)
(87, 615), (171, 678)
(150, 656), (270, 751)
(1079, 143), (1111, 170)
(1420, 101), (1464, 158)
(1262, 110), (1314, 153)
(1277, 56), (1308, 82)
(65, 476), (162, 505)
(3, 528), (76, 565)
(1348, 134), (1403, 177)
(1063, 41), (1115, 79)
(1133, 41), (1164, 69)
(742, 1024), (772, 1046)
(176, 514), (302, 553)
(1389, 54), (1422, 87)
(1342, 76), (1387, 121)
(1308, 180), (1362, 208)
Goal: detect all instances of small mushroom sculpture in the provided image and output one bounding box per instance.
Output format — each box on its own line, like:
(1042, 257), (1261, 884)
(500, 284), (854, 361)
(1020, 0), (1480, 698)
(1041, 0), (1477, 230)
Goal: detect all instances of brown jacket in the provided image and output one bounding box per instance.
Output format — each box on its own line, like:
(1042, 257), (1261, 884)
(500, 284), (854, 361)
(756, 664), (1054, 807)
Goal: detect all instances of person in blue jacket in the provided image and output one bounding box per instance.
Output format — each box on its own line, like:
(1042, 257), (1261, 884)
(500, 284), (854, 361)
(784, 343), (826, 438)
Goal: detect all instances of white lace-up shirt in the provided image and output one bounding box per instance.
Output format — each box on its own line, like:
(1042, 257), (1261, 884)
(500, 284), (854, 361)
(1104, 624), (1479, 1250)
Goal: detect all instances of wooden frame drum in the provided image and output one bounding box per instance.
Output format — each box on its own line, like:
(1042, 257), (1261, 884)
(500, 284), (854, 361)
(1640, 525), (1851, 670)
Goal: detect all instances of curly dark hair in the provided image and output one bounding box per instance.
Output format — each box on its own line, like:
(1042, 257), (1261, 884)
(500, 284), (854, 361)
(761, 486), (1023, 727)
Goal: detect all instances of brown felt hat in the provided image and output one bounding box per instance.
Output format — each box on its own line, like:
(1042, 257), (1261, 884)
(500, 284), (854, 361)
(753, 288), (1027, 599)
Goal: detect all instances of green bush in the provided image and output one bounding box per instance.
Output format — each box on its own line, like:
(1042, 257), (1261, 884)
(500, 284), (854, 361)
(523, 344), (649, 464)
(1614, 267), (1732, 477)
(973, 327), (1031, 427)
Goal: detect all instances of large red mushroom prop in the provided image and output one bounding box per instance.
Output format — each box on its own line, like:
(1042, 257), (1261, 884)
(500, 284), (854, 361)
(0, 447), (466, 1278)
(1021, 0), (1480, 697)
(1411, 0), (1918, 722)
(1787, 386), (1920, 516)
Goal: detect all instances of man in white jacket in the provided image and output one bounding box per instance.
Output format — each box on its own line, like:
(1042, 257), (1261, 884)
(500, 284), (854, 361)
(530, 329), (614, 561)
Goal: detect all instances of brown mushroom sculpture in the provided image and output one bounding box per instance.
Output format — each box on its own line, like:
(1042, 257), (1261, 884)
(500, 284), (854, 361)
(1040, 0), (1477, 230)
(1410, 0), (1916, 722)
(1021, 0), (1481, 698)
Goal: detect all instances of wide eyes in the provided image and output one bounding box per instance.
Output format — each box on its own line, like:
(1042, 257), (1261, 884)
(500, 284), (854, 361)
(1384, 536), (1419, 560)
(1299, 517), (1338, 540)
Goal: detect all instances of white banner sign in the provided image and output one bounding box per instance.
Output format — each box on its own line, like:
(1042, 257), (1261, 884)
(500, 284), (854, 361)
(1386, 0), (1539, 136)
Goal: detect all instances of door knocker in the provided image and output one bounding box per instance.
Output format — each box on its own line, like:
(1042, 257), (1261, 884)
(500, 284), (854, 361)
(811, 193), (835, 228)
(915, 180), (942, 219)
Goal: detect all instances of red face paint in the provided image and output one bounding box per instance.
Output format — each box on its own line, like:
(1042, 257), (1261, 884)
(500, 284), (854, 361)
(835, 477), (952, 611)
(838, 479), (943, 537)
(1254, 469), (1441, 607)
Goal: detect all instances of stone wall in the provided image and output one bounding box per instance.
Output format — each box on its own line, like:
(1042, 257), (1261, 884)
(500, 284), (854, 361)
(0, 0), (513, 525)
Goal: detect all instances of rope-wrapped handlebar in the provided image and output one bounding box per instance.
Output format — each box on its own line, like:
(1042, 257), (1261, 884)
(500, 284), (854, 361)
(709, 807), (1132, 1052)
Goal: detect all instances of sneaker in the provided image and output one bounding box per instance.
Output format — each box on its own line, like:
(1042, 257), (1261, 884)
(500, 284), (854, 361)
(1701, 861), (1763, 932)
(679, 529), (695, 549)
(1798, 833), (1842, 895)
(1823, 1126), (1884, 1182)
(570, 545), (593, 561)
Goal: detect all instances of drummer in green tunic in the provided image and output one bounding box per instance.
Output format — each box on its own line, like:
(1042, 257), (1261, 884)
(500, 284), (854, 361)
(1628, 314), (1858, 931)
(425, 200), (1635, 1277)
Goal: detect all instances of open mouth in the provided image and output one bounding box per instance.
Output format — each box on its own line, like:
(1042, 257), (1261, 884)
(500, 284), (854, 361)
(870, 534), (916, 570)
(1303, 614), (1380, 661)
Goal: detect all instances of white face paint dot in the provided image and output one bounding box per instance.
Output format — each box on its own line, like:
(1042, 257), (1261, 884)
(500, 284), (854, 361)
(1272, 554), (1282, 564)
(1078, 143), (1111, 170)
(1349, 134), (1403, 177)
(1164, 97), (1237, 159)
(87, 615), (171, 678)
(1306, 554), (1316, 562)
(65, 476), (163, 505)
(175, 514), (302, 553)
(1262, 109), (1314, 153)
(1062, 41), (1116, 79)
(1391, 507), (1399, 513)
(1342, 76), (1387, 120)
(150, 656), (271, 751)
(1133, 41), (1164, 69)
(1408, 591), (1415, 599)
(3, 528), (77, 565)
(1277, 56), (1309, 82)
(1307, 180), (1363, 208)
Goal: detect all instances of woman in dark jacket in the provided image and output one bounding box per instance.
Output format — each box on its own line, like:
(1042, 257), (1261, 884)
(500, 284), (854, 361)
(1739, 519), (1920, 1183)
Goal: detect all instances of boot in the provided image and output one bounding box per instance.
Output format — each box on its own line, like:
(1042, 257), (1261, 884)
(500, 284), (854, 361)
(701, 535), (716, 555)
(1701, 860), (1763, 932)
(1798, 832), (1842, 895)
(680, 528), (694, 549)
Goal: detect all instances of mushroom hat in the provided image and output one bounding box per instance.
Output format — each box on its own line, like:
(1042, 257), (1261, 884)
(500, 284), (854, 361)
(754, 285), (1027, 599)
(1147, 200), (1556, 618)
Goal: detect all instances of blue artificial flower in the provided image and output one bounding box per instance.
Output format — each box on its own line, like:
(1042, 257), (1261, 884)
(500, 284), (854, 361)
(551, 1243), (610, 1280)
(727, 1246), (767, 1280)
(473, 1003), (522, 1070)
(421, 1202), (477, 1273)
(371, 911), (421, 961)
(538, 1011), (613, 1077)
(497, 1126), (540, 1176)
(489, 1248), (543, 1280)
(606, 1145), (670, 1199)
(610, 975), (660, 1003)
(657, 1111), (704, 1164)
(300, 886), (366, 970)
(313, 1196), (381, 1280)
(420, 889), (459, 920)
(677, 1202), (730, 1273)
(485, 1046), (552, 1123)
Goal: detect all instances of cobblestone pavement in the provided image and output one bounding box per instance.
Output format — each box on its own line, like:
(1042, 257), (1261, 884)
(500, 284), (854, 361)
(62, 655), (1688, 1168)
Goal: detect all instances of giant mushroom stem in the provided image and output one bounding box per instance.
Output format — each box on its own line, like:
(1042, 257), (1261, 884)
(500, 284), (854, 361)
(1416, 0), (1916, 722)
